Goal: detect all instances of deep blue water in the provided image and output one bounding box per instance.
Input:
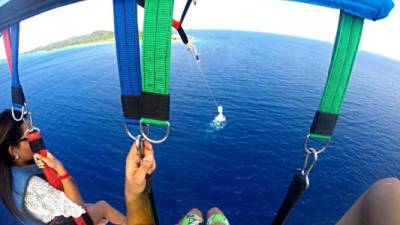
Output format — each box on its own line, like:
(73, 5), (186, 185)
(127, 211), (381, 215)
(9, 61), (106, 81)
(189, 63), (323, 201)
(0, 30), (400, 225)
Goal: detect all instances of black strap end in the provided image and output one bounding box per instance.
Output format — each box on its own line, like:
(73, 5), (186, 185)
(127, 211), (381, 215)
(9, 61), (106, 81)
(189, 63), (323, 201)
(177, 27), (188, 44)
(121, 95), (142, 119)
(141, 92), (170, 121)
(309, 110), (338, 136)
(11, 86), (25, 105)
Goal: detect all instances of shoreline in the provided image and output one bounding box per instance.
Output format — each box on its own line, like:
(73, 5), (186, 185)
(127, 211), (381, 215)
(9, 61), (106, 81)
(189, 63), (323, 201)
(23, 37), (190, 55)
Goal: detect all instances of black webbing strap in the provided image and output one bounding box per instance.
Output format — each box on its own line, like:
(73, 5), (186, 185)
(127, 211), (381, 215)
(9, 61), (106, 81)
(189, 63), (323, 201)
(271, 170), (308, 225)
(11, 86), (25, 106)
(149, 190), (160, 225)
(176, 26), (189, 44)
(121, 95), (142, 119)
(141, 92), (170, 121)
(309, 110), (339, 137)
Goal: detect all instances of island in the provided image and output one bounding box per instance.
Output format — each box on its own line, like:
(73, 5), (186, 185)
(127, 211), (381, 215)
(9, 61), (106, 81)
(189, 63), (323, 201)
(25, 30), (193, 54)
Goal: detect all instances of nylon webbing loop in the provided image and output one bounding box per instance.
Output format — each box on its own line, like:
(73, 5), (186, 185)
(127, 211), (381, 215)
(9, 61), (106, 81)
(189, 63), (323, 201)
(141, 0), (173, 127)
(113, 0), (142, 124)
(2, 24), (26, 110)
(309, 11), (364, 140)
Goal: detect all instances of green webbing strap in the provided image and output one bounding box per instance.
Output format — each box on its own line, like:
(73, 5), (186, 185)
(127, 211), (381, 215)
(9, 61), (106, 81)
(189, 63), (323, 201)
(141, 0), (174, 127)
(309, 11), (364, 141)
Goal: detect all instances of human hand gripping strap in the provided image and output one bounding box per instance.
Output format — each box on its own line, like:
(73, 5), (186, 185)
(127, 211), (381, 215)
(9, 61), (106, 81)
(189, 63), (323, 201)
(27, 129), (64, 191)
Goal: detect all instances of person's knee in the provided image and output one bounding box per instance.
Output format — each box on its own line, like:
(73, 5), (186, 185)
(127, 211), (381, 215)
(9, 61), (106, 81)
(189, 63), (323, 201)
(362, 177), (400, 223)
(367, 177), (400, 197)
(96, 200), (110, 211)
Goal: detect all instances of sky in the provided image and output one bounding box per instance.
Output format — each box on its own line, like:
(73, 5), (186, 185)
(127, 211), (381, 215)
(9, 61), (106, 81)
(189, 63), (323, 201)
(0, 0), (399, 61)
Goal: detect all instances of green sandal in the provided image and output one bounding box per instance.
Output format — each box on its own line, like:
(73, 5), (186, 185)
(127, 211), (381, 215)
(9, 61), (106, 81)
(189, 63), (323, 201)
(181, 213), (204, 225)
(207, 214), (230, 225)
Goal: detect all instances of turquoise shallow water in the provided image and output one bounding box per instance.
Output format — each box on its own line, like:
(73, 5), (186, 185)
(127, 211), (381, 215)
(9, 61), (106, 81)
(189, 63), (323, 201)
(0, 30), (400, 225)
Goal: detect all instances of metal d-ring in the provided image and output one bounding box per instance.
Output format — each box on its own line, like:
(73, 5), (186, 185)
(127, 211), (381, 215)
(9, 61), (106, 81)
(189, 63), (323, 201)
(11, 104), (26, 122)
(139, 120), (170, 144)
(124, 123), (139, 141)
(304, 134), (330, 155)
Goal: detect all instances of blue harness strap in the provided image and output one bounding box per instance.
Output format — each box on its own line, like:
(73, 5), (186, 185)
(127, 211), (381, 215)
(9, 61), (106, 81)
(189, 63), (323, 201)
(112, 0), (142, 125)
(8, 23), (26, 111)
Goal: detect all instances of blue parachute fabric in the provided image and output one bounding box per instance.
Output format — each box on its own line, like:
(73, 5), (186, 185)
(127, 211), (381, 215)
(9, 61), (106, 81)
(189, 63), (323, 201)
(112, 0), (142, 125)
(290, 0), (394, 20)
(10, 23), (24, 110)
(0, 0), (83, 31)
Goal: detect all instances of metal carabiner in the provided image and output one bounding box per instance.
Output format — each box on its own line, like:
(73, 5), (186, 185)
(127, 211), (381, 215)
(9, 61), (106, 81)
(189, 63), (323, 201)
(23, 111), (35, 131)
(187, 42), (200, 63)
(135, 135), (145, 159)
(301, 147), (319, 177)
(139, 120), (170, 144)
(125, 123), (139, 141)
(11, 103), (27, 122)
(304, 134), (330, 155)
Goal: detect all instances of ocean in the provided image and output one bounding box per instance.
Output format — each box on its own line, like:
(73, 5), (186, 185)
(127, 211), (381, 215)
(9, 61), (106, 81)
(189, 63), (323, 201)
(0, 30), (400, 225)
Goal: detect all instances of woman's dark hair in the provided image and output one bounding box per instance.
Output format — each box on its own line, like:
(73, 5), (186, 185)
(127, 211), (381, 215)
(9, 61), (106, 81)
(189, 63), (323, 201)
(0, 109), (24, 220)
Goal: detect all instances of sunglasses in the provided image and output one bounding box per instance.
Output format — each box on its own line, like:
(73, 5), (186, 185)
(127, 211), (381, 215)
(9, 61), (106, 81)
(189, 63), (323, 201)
(12, 129), (30, 146)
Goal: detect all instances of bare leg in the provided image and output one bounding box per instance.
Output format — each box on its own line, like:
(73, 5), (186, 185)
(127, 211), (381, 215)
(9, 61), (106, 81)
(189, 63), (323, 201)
(337, 178), (400, 225)
(86, 200), (126, 225)
(177, 208), (203, 225)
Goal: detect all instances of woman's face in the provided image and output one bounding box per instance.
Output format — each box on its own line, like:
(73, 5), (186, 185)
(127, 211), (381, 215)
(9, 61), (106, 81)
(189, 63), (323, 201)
(9, 123), (34, 165)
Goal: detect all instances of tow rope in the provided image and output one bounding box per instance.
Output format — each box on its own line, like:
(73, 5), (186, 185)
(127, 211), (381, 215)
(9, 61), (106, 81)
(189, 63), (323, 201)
(271, 11), (364, 225)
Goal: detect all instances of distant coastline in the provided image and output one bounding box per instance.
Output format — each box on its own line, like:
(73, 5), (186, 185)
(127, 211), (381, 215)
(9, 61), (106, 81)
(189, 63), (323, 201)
(25, 30), (193, 54)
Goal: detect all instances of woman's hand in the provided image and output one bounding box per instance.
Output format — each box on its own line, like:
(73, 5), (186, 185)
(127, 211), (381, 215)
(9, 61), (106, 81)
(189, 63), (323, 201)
(125, 140), (156, 202)
(34, 151), (66, 175)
